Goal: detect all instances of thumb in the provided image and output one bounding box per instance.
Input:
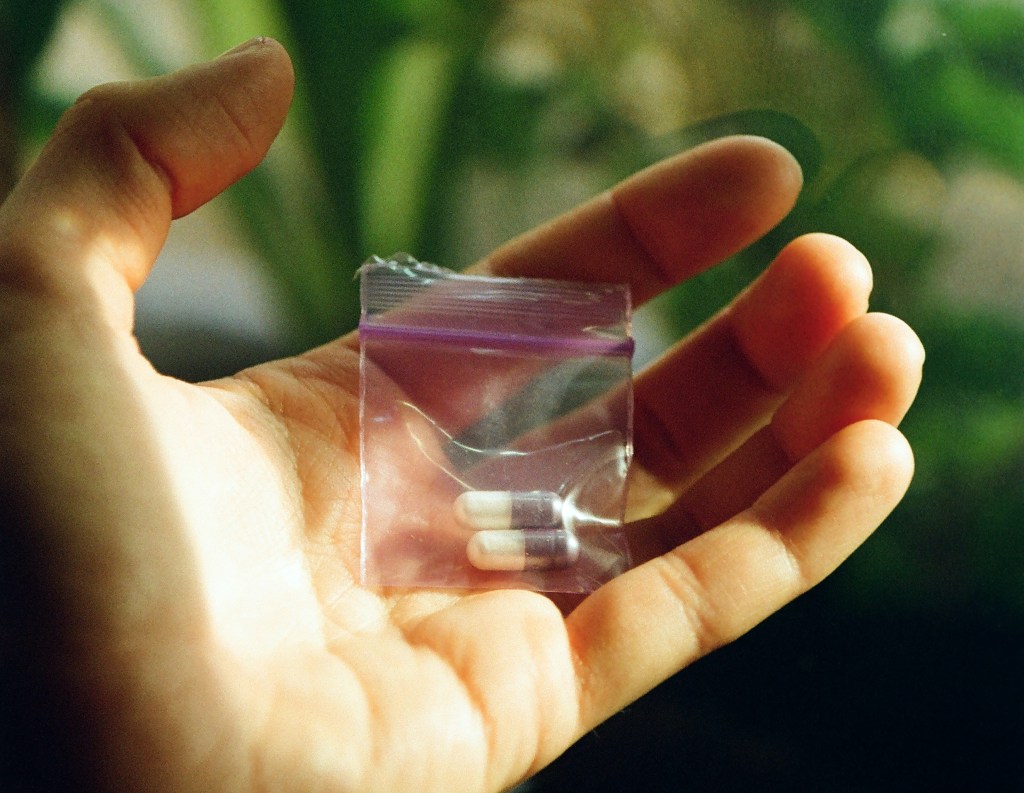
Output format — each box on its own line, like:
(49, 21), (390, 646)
(0, 37), (293, 297)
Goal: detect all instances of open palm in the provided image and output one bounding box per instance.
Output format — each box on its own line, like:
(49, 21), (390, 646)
(0, 40), (922, 793)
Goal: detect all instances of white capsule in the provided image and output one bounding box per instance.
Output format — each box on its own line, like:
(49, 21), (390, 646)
(466, 529), (580, 571)
(454, 490), (563, 531)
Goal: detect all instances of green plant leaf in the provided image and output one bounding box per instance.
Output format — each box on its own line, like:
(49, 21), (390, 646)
(1, 0), (65, 197)
(360, 37), (459, 256)
(1, 0), (65, 91)
(940, 1), (1024, 93)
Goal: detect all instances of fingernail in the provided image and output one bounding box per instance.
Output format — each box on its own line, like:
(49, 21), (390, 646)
(218, 36), (272, 58)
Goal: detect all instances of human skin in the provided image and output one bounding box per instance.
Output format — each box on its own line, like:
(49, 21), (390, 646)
(0, 38), (923, 792)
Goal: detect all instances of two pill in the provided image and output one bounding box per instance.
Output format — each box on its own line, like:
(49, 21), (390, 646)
(455, 491), (580, 572)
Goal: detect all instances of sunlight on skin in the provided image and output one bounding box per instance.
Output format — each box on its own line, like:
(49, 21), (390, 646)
(150, 380), (328, 654)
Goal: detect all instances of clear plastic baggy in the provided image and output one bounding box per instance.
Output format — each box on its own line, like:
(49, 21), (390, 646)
(359, 254), (634, 593)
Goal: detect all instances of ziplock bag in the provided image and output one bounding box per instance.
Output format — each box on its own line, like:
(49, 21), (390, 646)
(359, 254), (634, 593)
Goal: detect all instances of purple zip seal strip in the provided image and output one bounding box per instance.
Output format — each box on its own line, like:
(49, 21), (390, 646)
(358, 321), (634, 358)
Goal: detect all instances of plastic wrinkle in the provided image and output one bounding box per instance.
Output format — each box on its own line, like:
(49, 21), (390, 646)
(401, 401), (628, 504)
(359, 253), (634, 593)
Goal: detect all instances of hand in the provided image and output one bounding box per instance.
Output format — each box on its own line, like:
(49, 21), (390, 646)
(0, 39), (923, 793)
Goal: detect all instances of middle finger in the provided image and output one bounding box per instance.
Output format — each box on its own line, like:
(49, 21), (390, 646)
(630, 233), (873, 507)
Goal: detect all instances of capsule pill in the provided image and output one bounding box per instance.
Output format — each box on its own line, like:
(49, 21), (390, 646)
(466, 529), (580, 571)
(454, 490), (563, 531)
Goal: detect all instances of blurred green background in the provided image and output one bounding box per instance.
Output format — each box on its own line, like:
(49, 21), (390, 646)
(4, 0), (1022, 789)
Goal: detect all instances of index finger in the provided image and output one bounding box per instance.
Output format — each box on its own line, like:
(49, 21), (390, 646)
(474, 135), (803, 305)
(331, 134), (800, 356)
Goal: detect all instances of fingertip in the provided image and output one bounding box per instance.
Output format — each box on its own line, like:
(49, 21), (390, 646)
(703, 134), (804, 220)
(850, 313), (926, 395)
(217, 35), (285, 58)
(843, 419), (916, 502)
(776, 233), (874, 305)
(678, 134), (804, 197)
(864, 311), (926, 367)
(723, 134), (805, 196)
(689, 135), (805, 245)
(840, 314), (925, 408)
(611, 135), (806, 294)
(771, 312), (924, 459)
(222, 36), (296, 98)
(164, 38), (294, 216)
(810, 420), (916, 506)
(732, 232), (874, 391)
